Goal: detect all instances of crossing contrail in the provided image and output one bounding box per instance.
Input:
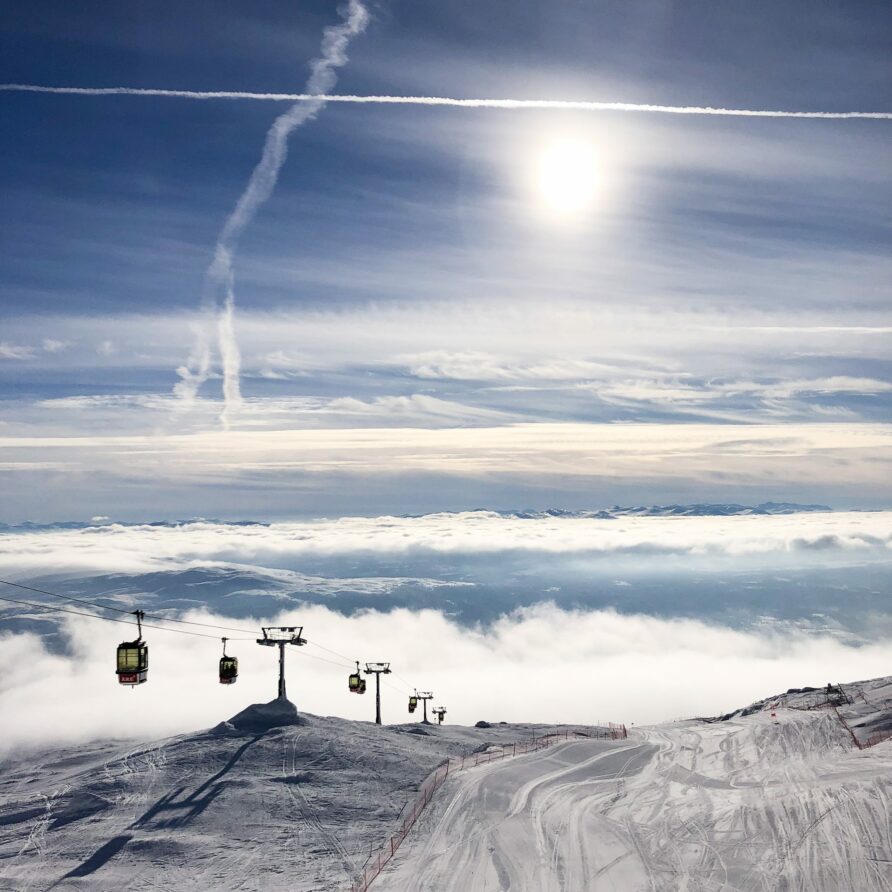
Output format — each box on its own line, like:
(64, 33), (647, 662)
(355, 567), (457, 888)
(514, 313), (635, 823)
(171, 0), (369, 425)
(2, 83), (891, 119)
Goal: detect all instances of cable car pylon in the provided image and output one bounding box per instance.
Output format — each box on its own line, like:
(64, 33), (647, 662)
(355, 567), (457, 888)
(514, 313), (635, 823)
(364, 662), (391, 725)
(414, 691), (434, 724)
(256, 626), (306, 700)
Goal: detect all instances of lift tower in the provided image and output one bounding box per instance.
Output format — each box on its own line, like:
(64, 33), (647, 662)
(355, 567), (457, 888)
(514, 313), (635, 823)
(416, 691), (434, 724)
(364, 662), (392, 725)
(256, 626), (306, 699)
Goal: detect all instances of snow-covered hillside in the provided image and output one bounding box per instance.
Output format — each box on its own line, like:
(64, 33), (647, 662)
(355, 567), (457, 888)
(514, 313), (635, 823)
(1, 678), (890, 891)
(0, 700), (591, 891)
(382, 676), (892, 891)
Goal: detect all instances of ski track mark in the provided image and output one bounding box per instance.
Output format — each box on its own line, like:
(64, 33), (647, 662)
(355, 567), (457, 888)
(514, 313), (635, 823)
(380, 713), (892, 892)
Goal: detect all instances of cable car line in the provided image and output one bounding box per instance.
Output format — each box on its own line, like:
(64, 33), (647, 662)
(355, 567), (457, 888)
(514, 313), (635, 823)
(301, 641), (427, 697)
(0, 593), (255, 640)
(0, 595), (381, 689)
(0, 577), (260, 635)
(294, 648), (359, 670)
(0, 584), (429, 702)
(390, 670), (417, 693)
(303, 638), (356, 666)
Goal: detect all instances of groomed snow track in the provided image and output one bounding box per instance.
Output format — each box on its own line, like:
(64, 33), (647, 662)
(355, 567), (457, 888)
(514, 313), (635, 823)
(378, 707), (892, 891)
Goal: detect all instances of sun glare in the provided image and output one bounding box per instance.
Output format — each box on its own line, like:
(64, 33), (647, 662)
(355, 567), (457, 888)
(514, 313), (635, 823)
(536, 138), (599, 217)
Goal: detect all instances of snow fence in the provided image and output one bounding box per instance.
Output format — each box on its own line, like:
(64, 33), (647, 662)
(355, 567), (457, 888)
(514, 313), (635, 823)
(782, 685), (892, 750)
(832, 706), (892, 751)
(351, 724), (628, 892)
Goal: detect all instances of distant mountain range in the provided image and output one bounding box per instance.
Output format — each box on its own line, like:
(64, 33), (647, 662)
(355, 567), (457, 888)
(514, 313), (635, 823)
(0, 503), (835, 531)
(504, 502), (833, 519)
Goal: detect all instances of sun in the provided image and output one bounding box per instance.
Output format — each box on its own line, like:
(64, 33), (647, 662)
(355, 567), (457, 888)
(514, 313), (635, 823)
(535, 138), (599, 217)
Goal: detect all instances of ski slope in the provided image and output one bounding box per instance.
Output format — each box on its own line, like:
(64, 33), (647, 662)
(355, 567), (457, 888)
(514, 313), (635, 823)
(1, 680), (890, 891)
(383, 692), (892, 890)
(0, 700), (590, 892)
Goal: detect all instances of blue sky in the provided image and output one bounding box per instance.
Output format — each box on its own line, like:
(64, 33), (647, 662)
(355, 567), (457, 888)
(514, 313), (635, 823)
(0, 0), (890, 520)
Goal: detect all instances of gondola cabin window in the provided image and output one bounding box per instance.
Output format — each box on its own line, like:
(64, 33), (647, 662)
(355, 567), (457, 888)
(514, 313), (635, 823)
(219, 656), (239, 684)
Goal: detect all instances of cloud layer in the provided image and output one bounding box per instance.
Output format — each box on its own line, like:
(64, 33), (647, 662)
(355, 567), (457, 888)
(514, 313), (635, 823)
(2, 511), (891, 576)
(2, 424), (891, 516)
(2, 603), (891, 754)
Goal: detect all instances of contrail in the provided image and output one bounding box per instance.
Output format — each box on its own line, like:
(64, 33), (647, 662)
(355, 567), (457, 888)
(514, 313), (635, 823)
(2, 83), (891, 119)
(172, 0), (369, 425)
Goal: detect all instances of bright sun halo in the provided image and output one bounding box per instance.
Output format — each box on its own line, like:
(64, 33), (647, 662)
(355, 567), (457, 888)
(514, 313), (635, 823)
(536, 139), (598, 216)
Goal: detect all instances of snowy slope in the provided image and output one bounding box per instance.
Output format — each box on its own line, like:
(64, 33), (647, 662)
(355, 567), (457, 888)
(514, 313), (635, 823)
(0, 701), (590, 892)
(2, 679), (891, 892)
(382, 678), (892, 891)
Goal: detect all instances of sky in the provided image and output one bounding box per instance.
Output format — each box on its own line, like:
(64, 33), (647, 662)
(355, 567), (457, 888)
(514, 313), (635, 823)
(1, 0), (890, 519)
(0, 1), (890, 744)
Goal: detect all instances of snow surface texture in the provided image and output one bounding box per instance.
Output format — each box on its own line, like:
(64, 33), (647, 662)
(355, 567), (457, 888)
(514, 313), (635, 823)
(1, 679), (890, 891)
(0, 699), (588, 891)
(381, 677), (892, 891)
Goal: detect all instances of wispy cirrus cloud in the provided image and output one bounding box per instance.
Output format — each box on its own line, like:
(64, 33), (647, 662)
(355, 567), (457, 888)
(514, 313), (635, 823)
(1, 423), (891, 521)
(34, 392), (510, 429)
(3, 84), (891, 120)
(0, 342), (35, 361)
(40, 338), (68, 354)
(174, 1), (370, 424)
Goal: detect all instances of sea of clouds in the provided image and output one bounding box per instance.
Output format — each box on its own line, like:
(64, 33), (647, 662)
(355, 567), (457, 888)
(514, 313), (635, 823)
(1, 510), (890, 752)
(3, 603), (892, 754)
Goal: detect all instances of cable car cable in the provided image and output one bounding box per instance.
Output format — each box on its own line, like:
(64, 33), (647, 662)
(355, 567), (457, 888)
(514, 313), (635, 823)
(303, 638), (356, 665)
(390, 670), (417, 692)
(0, 577), (260, 635)
(1, 584), (426, 692)
(3, 592), (429, 701)
(302, 640), (417, 691)
(0, 593), (255, 641)
(302, 641), (356, 668)
(293, 648), (359, 670)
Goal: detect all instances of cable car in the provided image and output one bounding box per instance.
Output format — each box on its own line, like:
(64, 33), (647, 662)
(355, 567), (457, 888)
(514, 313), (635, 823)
(408, 694), (418, 714)
(219, 638), (238, 685)
(349, 661), (361, 692)
(117, 610), (148, 686)
(349, 661), (367, 694)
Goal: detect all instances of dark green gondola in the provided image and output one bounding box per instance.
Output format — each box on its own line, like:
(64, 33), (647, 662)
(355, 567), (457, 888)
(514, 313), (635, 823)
(349, 660), (366, 693)
(219, 638), (238, 685)
(117, 610), (148, 686)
